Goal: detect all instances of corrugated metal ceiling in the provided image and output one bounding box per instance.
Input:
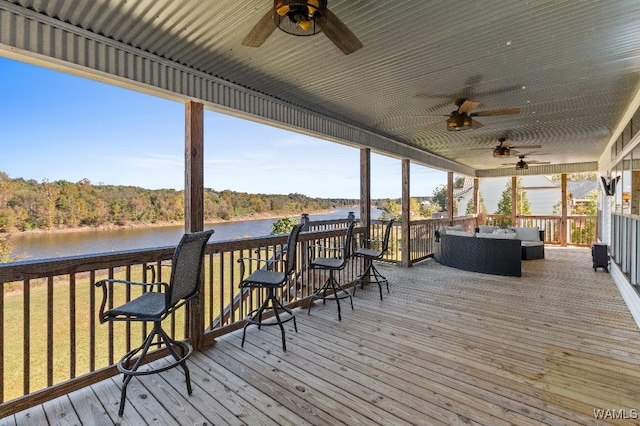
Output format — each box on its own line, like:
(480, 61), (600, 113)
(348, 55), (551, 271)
(5, 0), (640, 176)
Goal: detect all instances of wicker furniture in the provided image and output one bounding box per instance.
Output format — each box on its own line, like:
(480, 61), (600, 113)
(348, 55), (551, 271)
(434, 233), (522, 277)
(476, 225), (545, 260)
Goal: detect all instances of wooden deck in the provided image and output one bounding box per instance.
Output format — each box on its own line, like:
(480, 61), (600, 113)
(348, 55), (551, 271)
(2, 246), (640, 425)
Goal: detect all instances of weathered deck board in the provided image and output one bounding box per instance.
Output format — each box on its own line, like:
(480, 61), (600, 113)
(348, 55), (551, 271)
(2, 246), (640, 425)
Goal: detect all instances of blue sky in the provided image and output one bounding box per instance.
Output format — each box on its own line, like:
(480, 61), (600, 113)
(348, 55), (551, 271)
(0, 57), (446, 199)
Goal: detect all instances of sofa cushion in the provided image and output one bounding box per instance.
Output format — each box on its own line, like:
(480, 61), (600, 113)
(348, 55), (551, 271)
(477, 225), (499, 234)
(477, 232), (517, 239)
(515, 227), (540, 241)
(521, 240), (544, 247)
(447, 230), (475, 237)
(493, 228), (516, 234)
(438, 225), (462, 235)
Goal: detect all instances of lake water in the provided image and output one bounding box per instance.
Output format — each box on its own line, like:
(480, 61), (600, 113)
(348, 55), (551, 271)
(8, 208), (382, 261)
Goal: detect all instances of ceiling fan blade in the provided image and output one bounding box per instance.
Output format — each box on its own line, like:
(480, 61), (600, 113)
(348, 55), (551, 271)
(458, 100), (480, 114)
(316, 8), (363, 55)
(528, 161), (551, 165)
(510, 149), (520, 156)
(471, 119), (484, 129)
(472, 107), (521, 117)
(241, 9), (277, 47)
(422, 121), (444, 132)
(510, 144), (542, 150)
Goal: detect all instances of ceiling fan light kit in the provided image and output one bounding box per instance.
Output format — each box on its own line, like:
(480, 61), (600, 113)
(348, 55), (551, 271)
(493, 146), (510, 157)
(447, 112), (472, 131)
(516, 159), (529, 170)
(242, 0), (363, 54)
(274, 0), (323, 36)
(417, 99), (520, 132)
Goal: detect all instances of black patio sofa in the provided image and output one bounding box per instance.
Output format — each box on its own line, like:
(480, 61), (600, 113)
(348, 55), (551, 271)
(434, 233), (522, 277)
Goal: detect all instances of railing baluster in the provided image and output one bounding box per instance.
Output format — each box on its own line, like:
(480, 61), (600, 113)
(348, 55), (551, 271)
(23, 279), (30, 396)
(69, 274), (76, 379)
(125, 265), (132, 362)
(141, 264), (149, 347)
(107, 268), (114, 367)
(89, 271), (96, 373)
(208, 253), (214, 330)
(47, 276), (54, 387)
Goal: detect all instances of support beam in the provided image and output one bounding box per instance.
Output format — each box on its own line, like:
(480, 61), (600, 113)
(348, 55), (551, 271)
(511, 176), (517, 225)
(561, 173), (568, 246)
(184, 100), (204, 349)
(360, 148), (371, 234)
(473, 178), (479, 215)
(447, 172), (454, 225)
(401, 159), (411, 267)
(473, 178), (480, 226)
(185, 101), (204, 233)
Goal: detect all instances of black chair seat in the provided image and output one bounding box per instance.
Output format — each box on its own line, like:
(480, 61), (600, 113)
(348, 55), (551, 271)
(353, 247), (381, 258)
(103, 292), (166, 320)
(242, 269), (287, 288)
(310, 257), (347, 270)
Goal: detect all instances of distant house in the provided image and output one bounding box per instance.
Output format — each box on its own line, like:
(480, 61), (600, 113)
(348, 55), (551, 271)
(454, 177), (598, 216)
(567, 180), (599, 213)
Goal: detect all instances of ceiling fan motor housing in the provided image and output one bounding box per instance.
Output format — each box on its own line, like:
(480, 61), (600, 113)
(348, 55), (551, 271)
(274, 0), (325, 35)
(447, 111), (472, 131)
(493, 146), (510, 157)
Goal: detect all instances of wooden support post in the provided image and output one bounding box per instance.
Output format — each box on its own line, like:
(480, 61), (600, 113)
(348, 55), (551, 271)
(561, 173), (568, 246)
(359, 148), (372, 281)
(401, 159), (411, 267)
(447, 172), (454, 225)
(473, 178), (479, 215)
(473, 178), (480, 226)
(184, 100), (204, 350)
(360, 148), (371, 234)
(511, 176), (517, 226)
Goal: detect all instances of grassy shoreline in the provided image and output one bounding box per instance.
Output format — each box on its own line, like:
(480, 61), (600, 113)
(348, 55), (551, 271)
(2, 208), (352, 237)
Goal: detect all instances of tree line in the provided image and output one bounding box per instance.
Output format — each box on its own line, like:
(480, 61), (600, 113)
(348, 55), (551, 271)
(0, 171), (358, 234)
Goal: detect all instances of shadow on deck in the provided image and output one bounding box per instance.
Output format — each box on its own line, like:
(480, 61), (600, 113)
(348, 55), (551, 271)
(3, 246), (640, 425)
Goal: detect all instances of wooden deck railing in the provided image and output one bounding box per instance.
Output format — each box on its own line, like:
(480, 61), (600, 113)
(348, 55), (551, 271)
(484, 214), (597, 246)
(0, 221), (364, 417)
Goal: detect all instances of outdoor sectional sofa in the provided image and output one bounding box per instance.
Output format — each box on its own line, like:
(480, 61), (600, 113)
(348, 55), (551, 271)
(433, 225), (545, 277)
(476, 225), (545, 260)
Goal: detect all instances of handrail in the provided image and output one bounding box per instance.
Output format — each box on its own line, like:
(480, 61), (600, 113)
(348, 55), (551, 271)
(0, 223), (365, 417)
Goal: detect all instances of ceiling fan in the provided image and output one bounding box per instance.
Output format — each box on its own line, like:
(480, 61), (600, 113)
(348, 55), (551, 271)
(415, 99), (521, 131)
(507, 155), (551, 170)
(241, 1), (363, 55)
(488, 137), (541, 157)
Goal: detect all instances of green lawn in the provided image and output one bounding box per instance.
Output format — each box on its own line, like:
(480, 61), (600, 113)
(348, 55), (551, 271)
(2, 253), (253, 402)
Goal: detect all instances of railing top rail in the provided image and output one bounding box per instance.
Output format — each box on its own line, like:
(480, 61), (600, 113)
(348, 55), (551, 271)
(485, 214), (597, 219)
(0, 226), (363, 284)
(307, 218), (357, 225)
